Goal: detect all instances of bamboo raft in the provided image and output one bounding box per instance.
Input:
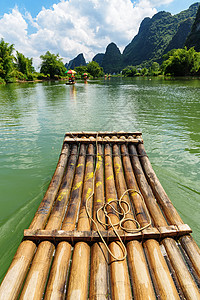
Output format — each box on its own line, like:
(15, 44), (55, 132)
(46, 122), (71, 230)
(1, 131), (200, 300)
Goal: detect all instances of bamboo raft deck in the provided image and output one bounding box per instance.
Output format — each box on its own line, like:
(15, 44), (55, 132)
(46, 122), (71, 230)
(1, 131), (200, 300)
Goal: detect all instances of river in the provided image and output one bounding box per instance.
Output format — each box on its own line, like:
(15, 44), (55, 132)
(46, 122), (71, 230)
(0, 77), (199, 282)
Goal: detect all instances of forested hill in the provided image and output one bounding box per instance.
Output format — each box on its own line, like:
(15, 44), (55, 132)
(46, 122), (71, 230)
(66, 3), (200, 73)
(185, 5), (200, 51)
(65, 53), (86, 69)
(122, 2), (199, 67)
(101, 43), (122, 74)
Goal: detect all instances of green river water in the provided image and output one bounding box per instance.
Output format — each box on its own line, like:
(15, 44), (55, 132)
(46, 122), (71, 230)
(0, 77), (199, 282)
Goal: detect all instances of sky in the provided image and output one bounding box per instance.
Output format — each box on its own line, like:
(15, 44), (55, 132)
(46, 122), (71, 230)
(0, 0), (198, 69)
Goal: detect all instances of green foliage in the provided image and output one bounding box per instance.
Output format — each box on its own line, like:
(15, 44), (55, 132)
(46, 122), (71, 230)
(40, 51), (67, 78)
(86, 61), (104, 78)
(140, 68), (148, 76)
(148, 62), (161, 76)
(122, 66), (138, 77)
(122, 62), (163, 77)
(11, 70), (27, 81)
(162, 47), (200, 76)
(185, 5), (200, 51)
(102, 43), (122, 74)
(15, 51), (35, 77)
(75, 62), (103, 78)
(75, 65), (88, 75)
(0, 38), (15, 82)
(0, 77), (5, 84)
(0, 39), (68, 83)
(122, 3), (199, 68)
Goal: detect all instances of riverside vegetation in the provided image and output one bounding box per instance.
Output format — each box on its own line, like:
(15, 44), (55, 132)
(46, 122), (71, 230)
(1, 36), (200, 84)
(0, 38), (103, 84)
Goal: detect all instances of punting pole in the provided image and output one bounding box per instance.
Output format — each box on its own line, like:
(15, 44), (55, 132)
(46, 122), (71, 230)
(137, 143), (200, 279)
(0, 142), (70, 300)
(66, 143), (94, 300)
(113, 143), (156, 300)
(19, 144), (81, 300)
(89, 144), (109, 300)
(44, 144), (87, 299)
(130, 143), (200, 299)
(104, 143), (132, 300)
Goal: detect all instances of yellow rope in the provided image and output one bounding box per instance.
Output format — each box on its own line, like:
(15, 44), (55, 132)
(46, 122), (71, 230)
(83, 132), (151, 261)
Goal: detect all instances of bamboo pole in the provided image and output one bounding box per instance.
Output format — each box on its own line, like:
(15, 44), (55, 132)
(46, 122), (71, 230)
(180, 235), (200, 279)
(104, 143), (132, 300)
(44, 145), (87, 299)
(125, 144), (166, 228)
(136, 143), (200, 278)
(129, 144), (200, 298)
(121, 144), (179, 299)
(113, 144), (156, 300)
(89, 144), (109, 300)
(30, 142), (70, 230)
(144, 239), (180, 299)
(44, 242), (71, 300)
(137, 143), (183, 226)
(19, 144), (82, 300)
(0, 142), (70, 300)
(66, 143), (94, 300)
(162, 238), (200, 299)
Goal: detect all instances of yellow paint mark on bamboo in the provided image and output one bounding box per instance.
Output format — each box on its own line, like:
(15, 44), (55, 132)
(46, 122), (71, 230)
(96, 161), (102, 171)
(106, 175), (113, 181)
(76, 163), (84, 168)
(131, 191), (138, 196)
(86, 188), (93, 199)
(97, 153), (102, 161)
(107, 198), (115, 202)
(57, 190), (68, 201)
(96, 181), (102, 188)
(97, 199), (102, 203)
(85, 172), (94, 181)
(115, 163), (121, 174)
(105, 163), (109, 166)
(72, 181), (83, 191)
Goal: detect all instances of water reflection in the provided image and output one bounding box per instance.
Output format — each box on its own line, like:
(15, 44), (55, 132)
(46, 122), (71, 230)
(69, 84), (77, 101)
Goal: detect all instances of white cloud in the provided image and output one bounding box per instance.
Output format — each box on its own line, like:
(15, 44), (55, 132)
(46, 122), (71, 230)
(0, 0), (158, 68)
(0, 7), (28, 45)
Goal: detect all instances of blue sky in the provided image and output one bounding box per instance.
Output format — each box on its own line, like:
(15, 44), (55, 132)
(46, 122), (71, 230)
(0, 0), (197, 16)
(0, 0), (199, 67)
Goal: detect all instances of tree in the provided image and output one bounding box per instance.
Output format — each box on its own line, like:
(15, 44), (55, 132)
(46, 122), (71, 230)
(40, 51), (66, 78)
(0, 38), (15, 82)
(148, 62), (161, 76)
(86, 61), (103, 78)
(141, 68), (148, 76)
(162, 47), (200, 76)
(75, 65), (88, 75)
(122, 66), (137, 77)
(15, 51), (35, 77)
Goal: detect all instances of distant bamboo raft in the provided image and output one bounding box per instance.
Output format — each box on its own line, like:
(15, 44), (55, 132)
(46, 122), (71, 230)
(1, 131), (200, 300)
